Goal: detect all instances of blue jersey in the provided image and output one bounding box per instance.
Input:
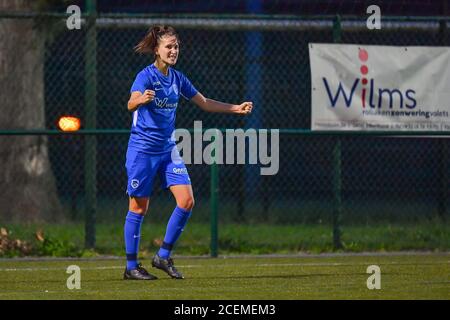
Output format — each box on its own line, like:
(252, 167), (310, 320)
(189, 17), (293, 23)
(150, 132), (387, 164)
(128, 64), (198, 154)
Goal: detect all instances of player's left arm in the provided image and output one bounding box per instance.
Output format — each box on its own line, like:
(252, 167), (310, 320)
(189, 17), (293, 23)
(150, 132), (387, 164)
(190, 92), (253, 115)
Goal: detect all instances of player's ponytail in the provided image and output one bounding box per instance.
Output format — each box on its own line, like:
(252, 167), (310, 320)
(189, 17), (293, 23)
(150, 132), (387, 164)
(134, 25), (178, 55)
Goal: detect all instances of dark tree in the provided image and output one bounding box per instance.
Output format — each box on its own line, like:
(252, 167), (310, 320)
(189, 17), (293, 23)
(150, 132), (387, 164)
(0, 0), (63, 222)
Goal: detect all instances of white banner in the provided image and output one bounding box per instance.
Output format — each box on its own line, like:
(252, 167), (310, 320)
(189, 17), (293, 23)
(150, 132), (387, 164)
(309, 43), (450, 131)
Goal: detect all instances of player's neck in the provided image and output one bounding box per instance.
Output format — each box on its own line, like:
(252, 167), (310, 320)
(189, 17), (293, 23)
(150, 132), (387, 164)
(153, 60), (170, 76)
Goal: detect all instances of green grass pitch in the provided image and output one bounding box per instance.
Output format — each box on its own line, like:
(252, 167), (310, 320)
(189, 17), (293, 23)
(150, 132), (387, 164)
(0, 253), (448, 300)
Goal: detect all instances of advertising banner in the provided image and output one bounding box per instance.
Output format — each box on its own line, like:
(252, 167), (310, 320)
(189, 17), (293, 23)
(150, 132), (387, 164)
(309, 43), (450, 131)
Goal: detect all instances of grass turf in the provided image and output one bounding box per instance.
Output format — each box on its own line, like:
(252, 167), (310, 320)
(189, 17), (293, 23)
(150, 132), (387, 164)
(3, 221), (450, 257)
(0, 253), (448, 300)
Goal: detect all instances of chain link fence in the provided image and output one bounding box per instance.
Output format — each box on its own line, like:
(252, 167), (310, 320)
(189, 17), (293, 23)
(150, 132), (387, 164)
(0, 12), (449, 255)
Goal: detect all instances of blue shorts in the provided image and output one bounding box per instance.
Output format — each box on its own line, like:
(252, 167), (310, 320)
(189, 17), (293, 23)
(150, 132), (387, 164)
(125, 148), (191, 197)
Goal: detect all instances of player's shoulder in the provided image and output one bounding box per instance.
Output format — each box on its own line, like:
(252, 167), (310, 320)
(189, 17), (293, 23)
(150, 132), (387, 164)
(135, 65), (154, 78)
(131, 65), (157, 88)
(170, 67), (189, 81)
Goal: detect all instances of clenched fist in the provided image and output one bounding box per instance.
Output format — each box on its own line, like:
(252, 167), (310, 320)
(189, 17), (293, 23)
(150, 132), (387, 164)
(235, 101), (253, 115)
(140, 89), (155, 104)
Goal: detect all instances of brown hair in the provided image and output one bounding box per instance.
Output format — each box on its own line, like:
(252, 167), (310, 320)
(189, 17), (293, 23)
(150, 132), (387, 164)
(134, 25), (178, 55)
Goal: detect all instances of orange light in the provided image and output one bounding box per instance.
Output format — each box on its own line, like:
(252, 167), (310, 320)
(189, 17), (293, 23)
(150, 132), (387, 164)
(58, 116), (81, 132)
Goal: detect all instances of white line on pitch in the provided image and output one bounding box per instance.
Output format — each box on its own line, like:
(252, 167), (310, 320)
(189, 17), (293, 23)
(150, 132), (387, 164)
(0, 261), (448, 272)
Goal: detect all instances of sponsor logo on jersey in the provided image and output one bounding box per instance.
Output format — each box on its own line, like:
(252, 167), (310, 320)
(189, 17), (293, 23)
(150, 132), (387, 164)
(173, 167), (188, 174)
(131, 179), (140, 188)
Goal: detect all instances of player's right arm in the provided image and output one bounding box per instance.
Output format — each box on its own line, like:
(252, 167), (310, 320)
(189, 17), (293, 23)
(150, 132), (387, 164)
(127, 90), (155, 112)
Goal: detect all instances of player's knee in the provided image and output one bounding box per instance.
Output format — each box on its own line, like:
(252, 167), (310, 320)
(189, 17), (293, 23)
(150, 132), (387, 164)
(131, 207), (147, 215)
(178, 196), (195, 211)
(129, 198), (149, 215)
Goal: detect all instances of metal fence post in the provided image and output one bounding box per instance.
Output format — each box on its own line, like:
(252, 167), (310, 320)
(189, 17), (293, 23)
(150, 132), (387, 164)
(210, 130), (219, 257)
(438, 19), (448, 221)
(332, 15), (343, 250)
(244, 0), (263, 219)
(84, 0), (97, 249)
(332, 139), (343, 249)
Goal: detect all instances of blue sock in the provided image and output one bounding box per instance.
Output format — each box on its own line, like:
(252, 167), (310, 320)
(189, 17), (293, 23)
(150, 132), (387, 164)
(158, 206), (192, 259)
(124, 211), (144, 270)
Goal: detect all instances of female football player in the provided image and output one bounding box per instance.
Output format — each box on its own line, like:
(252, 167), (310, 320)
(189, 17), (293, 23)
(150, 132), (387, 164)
(123, 25), (253, 280)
